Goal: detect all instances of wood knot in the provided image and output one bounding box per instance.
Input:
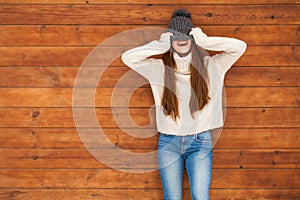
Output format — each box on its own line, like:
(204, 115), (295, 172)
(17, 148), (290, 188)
(91, 194), (101, 197)
(234, 27), (241, 34)
(8, 191), (25, 198)
(206, 12), (213, 17)
(87, 173), (95, 181)
(32, 111), (40, 118)
(31, 155), (39, 160)
(39, 25), (46, 32)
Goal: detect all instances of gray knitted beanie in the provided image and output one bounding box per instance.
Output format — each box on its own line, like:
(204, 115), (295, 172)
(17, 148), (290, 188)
(168, 9), (193, 40)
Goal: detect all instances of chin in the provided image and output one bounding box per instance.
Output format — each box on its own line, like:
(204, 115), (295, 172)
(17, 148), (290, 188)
(174, 47), (189, 54)
(178, 50), (190, 54)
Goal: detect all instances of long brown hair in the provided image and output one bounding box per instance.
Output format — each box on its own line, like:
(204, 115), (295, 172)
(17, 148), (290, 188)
(161, 42), (210, 121)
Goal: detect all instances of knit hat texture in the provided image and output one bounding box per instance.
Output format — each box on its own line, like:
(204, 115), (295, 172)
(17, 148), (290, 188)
(168, 9), (193, 40)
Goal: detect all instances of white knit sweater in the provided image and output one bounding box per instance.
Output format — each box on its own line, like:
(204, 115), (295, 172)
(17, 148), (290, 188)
(122, 27), (247, 135)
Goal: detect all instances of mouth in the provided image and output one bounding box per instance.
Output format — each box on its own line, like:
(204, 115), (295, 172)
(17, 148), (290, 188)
(177, 41), (188, 46)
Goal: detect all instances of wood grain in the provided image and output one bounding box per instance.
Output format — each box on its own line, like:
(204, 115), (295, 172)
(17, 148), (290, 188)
(0, 169), (298, 189)
(225, 67), (300, 87)
(1, 148), (299, 169)
(0, 189), (299, 200)
(0, 5), (299, 25)
(0, 87), (299, 107)
(0, 25), (299, 46)
(0, 0), (297, 4)
(0, 1), (299, 199)
(0, 67), (299, 87)
(0, 46), (299, 67)
(0, 128), (299, 149)
(0, 108), (298, 128)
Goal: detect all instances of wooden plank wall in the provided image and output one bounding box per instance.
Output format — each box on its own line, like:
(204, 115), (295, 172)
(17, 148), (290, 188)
(0, 0), (299, 199)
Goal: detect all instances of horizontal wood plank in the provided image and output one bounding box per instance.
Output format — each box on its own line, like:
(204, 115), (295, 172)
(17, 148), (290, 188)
(1, 128), (299, 149)
(0, 0), (297, 4)
(0, 87), (299, 107)
(0, 189), (299, 200)
(225, 108), (299, 128)
(225, 67), (300, 87)
(0, 149), (299, 169)
(0, 25), (299, 46)
(213, 149), (300, 169)
(0, 5), (299, 25)
(0, 169), (298, 189)
(0, 67), (299, 87)
(0, 108), (298, 128)
(0, 46), (299, 67)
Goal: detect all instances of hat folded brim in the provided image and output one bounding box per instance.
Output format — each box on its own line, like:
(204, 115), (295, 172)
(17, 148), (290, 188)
(168, 29), (193, 41)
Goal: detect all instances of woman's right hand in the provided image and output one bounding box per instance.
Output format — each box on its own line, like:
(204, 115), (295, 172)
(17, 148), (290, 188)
(158, 32), (173, 51)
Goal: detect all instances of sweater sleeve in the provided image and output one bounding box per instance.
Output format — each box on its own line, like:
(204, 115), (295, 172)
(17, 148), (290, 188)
(121, 32), (172, 81)
(190, 27), (247, 75)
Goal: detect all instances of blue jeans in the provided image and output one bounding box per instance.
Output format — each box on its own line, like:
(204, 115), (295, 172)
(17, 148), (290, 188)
(158, 130), (213, 200)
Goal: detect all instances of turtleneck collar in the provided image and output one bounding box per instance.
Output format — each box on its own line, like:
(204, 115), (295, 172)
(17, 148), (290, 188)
(173, 52), (192, 74)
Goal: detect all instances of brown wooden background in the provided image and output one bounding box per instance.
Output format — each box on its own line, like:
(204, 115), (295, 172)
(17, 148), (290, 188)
(0, 0), (299, 199)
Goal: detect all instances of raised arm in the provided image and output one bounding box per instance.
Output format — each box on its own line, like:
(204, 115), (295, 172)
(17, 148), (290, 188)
(121, 32), (172, 79)
(190, 27), (247, 75)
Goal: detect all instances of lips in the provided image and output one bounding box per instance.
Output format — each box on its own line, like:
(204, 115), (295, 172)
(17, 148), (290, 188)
(177, 41), (188, 46)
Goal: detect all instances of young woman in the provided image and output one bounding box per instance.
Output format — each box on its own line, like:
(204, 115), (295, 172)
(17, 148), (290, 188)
(122, 9), (247, 200)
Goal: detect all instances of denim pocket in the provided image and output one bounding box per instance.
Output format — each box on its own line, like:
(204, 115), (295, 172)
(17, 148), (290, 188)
(158, 133), (176, 149)
(194, 133), (204, 142)
(159, 133), (176, 140)
(194, 131), (212, 159)
(194, 131), (211, 143)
